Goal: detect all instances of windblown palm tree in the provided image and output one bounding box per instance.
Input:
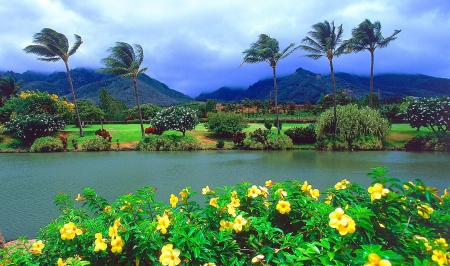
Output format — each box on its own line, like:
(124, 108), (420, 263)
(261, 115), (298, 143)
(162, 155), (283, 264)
(349, 19), (401, 107)
(0, 76), (22, 107)
(240, 34), (297, 135)
(24, 28), (84, 137)
(98, 42), (147, 137)
(299, 21), (347, 135)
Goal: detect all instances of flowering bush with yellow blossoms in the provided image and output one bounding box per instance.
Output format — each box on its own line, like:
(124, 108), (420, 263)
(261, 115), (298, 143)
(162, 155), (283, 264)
(1, 167), (450, 265)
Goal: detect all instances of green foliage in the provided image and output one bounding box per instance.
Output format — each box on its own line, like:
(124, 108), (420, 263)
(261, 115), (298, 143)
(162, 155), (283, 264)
(404, 132), (450, 151)
(360, 93), (381, 109)
(284, 125), (317, 144)
(30, 136), (64, 152)
(242, 129), (293, 150)
(216, 140), (225, 149)
(4, 114), (66, 142)
(2, 167), (449, 265)
(402, 96), (450, 133)
(314, 90), (357, 114)
(135, 134), (201, 151)
(99, 88), (128, 121)
(77, 99), (104, 124)
(315, 104), (390, 149)
(150, 106), (199, 136)
(205, 112), (248, 136)
(379, 104), (403, 122)
(80, 136), (111, 151)
(124, 103), (162, 121)
(264, 121), (272, 130)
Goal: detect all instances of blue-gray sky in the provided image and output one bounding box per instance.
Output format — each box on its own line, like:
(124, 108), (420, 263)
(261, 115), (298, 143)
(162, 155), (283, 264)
(1, 0), (449, 97)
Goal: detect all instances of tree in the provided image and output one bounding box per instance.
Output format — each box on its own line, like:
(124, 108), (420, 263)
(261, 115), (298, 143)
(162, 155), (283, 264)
(0, 76), (22, 107)
(150, 106), (199, 136)
(99, 42), (147, 137)
(299, 21), (348, 135)
(24, 28), (84, 137)
(77, 99), (105, 126)
(241, 34), (297, 135)
(99, 88), (128, 121)
(205, 112), (248, 136)
(242, 98), (252, 117)
(402, 96), (450, 133)
(349, 19), (401, 108)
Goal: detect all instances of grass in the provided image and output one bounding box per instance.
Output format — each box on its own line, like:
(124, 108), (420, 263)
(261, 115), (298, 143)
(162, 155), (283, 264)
(0, 123), (430, 151)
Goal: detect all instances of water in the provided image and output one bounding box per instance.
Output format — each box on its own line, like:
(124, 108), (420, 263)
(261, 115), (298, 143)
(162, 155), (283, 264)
(1, 150), (449, 240)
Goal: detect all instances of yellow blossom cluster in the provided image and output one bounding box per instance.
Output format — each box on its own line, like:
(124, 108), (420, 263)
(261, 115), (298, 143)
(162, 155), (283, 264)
(159, 244), (181, 266)
(170, 194), (179, 208)
(334, 179), (350, 190)
(109, 218), (125, 253)
(300, 181), (320, 200)
(31, 240), (45, 255)
(94, 233), (107, 252)
(59, 222), (82, 240)
(364, 253), (392, 266)
(157, 214), (171, 234)
(329, 208), (356, 235)
(368, 183), (390, 201)
(432, 250), (449, 266)
(417, 204), (434, 219)
(247, 185), (262, 198)
(202, 186), (211, 194)
(220, 215), (248, 233)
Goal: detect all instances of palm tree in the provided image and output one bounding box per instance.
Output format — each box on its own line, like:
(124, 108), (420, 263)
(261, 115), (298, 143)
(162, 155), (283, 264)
(349, 19), (401, 107)
(0, 76), (22, 107)
(240, 34), (297, 135)
(299, 21), (347, 135)
(24, 28), (84, 137)
(98, 42), (147, 137)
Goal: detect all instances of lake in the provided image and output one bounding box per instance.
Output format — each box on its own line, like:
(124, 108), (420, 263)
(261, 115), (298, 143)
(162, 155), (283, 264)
(1, 150), (449, 240)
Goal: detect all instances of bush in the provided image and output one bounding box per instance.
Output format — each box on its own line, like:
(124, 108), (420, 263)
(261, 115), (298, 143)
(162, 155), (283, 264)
(2, 167), (448, 265)
(315, 104), (390, 150)
(284, 126), (317, 144)
(241, 129), (293, 150)
(232, 132), (246, 148)
(4, 114), (66, 143)
(204, 112), (248, 136)
(405, 133), (450, 151)
(151, 106), (199, 136)
(144, 127), (163, 135)
(81, 136), (111, 151)
(95, 129), (112, 142)
(30, 136), (64, 152)
(264, 121), (272, 130)
(135, 134), (201, 151)
(216, 140), (225, 149)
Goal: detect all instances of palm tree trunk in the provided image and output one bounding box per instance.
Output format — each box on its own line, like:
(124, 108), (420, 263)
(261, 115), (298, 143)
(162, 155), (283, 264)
(64, 61), (84, 137)
(133, 78), (145, 137)
(369, 51), (374, 108)
(329, 59), (337, 136)
(273, 67), (280, 135)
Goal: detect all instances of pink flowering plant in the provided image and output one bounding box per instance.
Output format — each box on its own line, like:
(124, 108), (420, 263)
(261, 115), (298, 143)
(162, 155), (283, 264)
(1, 167), (449, 265)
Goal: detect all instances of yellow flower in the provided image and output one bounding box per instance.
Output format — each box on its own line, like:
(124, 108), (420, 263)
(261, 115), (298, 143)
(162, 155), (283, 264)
(159, 244), (181, 266)
(179, 188), (189, 199)
(368, 183), (390, 201)
(301, 181), (311, 192)
(434, 238), (449, 249)
(109, 225), (119, 238)
(432, 250), (448, 266)
(227, 204), (236, 216)
(276, 200), (291, 214)
(230, 196), (240, 207)
(170, 194), (179, 208)
(204, 263), (216, 266)
(75, 194), (85, 201)
(335, 179), (350, 190)
(309, 189), (320, 200)
(210, 197), (219, 208)
(414, 235), (432, 251)
(94, 233), (107, 252)
(31, 240), (45, 254)
(325, 195), (333, 205)
(265, 180), (273, 187)
(57, 258), (66, 266)
(364, 253), (392, 266)
(219, 219), (234, 231)
(251, 254), (265, 263)
(120, 200), (131, 210)
(231, 190), (238, 198)
(233, 215), (247, 233)
(114, 218), (122, 228)
(276, 189), (287, 199)
(329, 208), (356, 235)
(59, 222), (82, 240)
(247, 185), (261, 198)
(111, 235), (124, 253)
(103, 205), (111, 213)
(417, 204), (434, 219)
(157, 214), (170, 234)
(259, 186), (269, 198)
(202, 186), (211, 195)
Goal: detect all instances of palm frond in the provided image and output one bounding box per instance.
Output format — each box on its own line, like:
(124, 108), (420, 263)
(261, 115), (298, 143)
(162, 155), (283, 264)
(68, 34), (83, 57)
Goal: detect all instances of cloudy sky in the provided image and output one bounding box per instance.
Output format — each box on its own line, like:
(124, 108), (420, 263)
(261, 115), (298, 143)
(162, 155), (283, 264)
(1, 0), (449, 97)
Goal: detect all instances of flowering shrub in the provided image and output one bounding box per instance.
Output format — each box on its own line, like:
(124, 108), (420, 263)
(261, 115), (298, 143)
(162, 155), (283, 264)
(402, 96), (450, 133)
(80, 136), (111, 151)
(1, 167), (449, 265)
(144, 126), (163, 135)
(4, 114), (66, 142)
(94, 129), (112, 142)
(151, 106), (199, 136)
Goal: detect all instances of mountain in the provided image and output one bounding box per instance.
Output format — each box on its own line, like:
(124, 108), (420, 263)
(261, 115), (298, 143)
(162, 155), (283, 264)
(195, 68), (450, 103)
(1, 68), (192, 107)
